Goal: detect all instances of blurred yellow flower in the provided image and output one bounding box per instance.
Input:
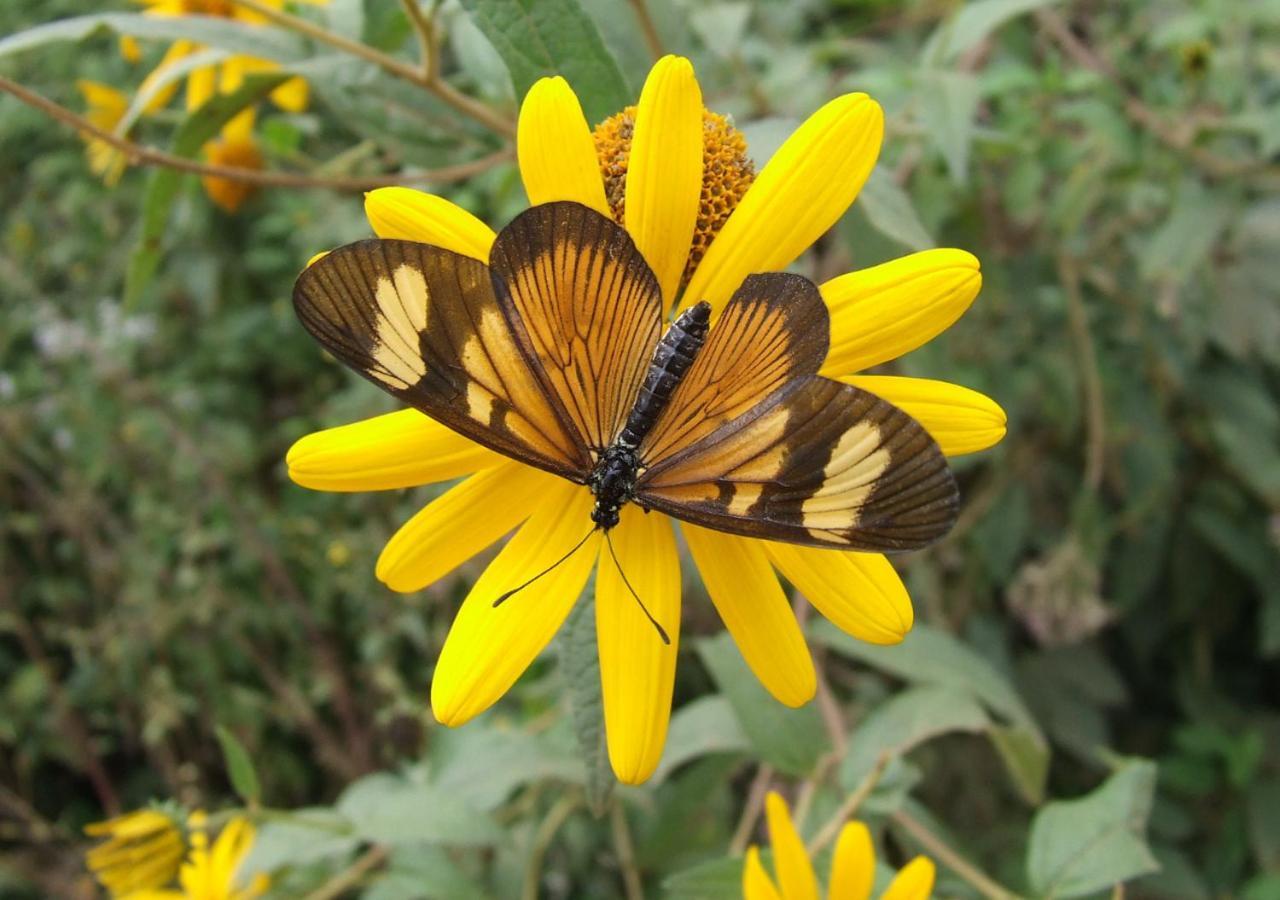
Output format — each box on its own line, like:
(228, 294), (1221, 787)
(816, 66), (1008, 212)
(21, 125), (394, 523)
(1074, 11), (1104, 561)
(200, 115), (263, 213)
(129, 811), (269, 900)
(84, 808), (185, 897)
(131, 0), (313, 116)
(744, 792), (936, 900)
(76, 80), (130, 186)
(289, 55), (1006, 785)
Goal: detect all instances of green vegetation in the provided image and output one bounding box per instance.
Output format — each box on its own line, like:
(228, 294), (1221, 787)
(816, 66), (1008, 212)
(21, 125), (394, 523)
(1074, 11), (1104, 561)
(1, 0), (1277, 896)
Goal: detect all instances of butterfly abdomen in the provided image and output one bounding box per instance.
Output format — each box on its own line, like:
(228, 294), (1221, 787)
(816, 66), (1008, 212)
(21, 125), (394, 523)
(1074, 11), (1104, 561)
(617, 301), (712, 449)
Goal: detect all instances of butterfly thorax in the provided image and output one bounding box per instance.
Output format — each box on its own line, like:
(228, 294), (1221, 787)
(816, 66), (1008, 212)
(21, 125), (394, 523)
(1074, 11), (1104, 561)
(590, 301), (712, 529)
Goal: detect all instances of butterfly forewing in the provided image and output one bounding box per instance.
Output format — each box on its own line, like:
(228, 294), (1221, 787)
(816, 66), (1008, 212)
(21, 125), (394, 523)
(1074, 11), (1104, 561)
(491, 203), (664, 453)
(293, 238), (588, 479)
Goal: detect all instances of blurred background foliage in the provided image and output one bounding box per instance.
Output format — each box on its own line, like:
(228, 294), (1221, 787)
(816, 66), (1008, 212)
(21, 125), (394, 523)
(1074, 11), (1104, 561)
(1, 0), (1278, 897)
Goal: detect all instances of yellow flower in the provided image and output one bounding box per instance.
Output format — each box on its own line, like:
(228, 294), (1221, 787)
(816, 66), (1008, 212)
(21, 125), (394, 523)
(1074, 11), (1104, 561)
(288, 56), (1006, 784)
(744, 792), (936, 900)
(76, 80), (130, 186)
(130, 812), (269, 900)
(84, 808), (185, 896)
(130, 0), (313, 116)
(200, 115), (263, 213)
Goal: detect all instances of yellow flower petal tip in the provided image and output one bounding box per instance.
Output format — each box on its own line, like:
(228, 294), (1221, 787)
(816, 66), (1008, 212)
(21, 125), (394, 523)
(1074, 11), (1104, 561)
(766, 544), (913, 646)
(518, 75), (610, 215)
(822, 248), (983, 375)
(764, 791), (820, 900)
(363, 187), (496, 260)
(682, 92), (885, 312)
(744, 845), (784, 900)
(843, 375), (1007, 457)
(830, 821), (875, 900)
(882, 856), (937, 900)
(285, 409), (497, 492)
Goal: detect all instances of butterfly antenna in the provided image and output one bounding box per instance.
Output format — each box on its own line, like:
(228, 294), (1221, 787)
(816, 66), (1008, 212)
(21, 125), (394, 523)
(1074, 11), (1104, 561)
(493, 526), (598, 607)
(605, 532), (671, 645)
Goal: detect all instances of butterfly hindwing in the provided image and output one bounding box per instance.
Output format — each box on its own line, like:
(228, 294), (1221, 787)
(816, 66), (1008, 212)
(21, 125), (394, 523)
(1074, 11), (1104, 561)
(636, 278), (958, 552)
(293, 238), (589, 479)
(490, 202), (664, 453)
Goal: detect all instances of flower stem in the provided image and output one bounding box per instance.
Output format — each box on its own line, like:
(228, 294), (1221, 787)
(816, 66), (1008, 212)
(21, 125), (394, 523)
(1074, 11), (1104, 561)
(891, 808), (1021, 900)
(0, 75), (512, 191)
(229, 0), (516, 137)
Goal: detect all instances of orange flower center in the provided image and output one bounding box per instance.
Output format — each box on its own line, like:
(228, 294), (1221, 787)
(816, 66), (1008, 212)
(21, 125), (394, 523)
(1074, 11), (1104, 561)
(182, 0), (235, 16)
(594, 107), (755, 287)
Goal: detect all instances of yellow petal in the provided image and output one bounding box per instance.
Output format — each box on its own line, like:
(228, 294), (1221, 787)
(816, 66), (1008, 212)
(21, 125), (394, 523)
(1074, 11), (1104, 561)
(120, 34), (142, 64)
(516, 76), (610, 216)
(286, 409), (499, 492)
(682, 93), (883, 312)
(186, 64), (216, 112)
(744, 846), (785, 900)
(270, 75), (309, 112)
(764, 791), (819, 900)
(683, 528), (815, 707)
(76, 80), (128, 118)
(219, 56), (246, 94)
(431, 484), (600, 725)
(819, 249), (982, 376)
(137, 39), (194, 112)
(766, 545), (912, 645)
(829, 821), (875, 900)
(596, 506), (681, 784)
(209, 818), (254, 877)
(377, 460), (556, 593)
(882, 856), (937, 900)
(841, 375), (1006, 457)
(625, 55), (703, 305)
(364, 187), (496, 260)
(306, 250), (329, 267)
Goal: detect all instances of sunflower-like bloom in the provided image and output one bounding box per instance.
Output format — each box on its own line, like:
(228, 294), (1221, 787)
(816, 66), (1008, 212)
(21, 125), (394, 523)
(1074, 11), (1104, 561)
(129, 0), (312, 116)
(287, 56), (1006, 783)
(745, 793), (935, 900)
(76, 80), (130, 186)
(84, 808), (185, 896)
(129, 812), (269, 900)
(201, 114), (264, 213)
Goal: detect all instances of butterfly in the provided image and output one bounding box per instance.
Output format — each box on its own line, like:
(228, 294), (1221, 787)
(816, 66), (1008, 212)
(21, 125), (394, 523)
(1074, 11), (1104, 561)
(294, 201), (958, 634)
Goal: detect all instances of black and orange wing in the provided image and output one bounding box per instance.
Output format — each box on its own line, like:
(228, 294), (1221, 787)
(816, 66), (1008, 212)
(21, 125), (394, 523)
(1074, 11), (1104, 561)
(293, 238), (590, 479)
(292, 202), (664, 480)
(636, 275), (958, 551)
(489, 202), (663, 454)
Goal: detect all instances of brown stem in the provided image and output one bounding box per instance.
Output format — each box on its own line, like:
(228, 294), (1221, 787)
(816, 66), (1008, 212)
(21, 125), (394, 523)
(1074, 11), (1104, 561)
(1058, 254), (1106, 493)
(0, 76), (512, 191)
(610, 799), (644, 900)
(728, 764), (774, 855)
(304, 845), (388, 900)
(229, 0), (516, 136)
(805, 752), (889, 854)
(627, 0), (666, 61)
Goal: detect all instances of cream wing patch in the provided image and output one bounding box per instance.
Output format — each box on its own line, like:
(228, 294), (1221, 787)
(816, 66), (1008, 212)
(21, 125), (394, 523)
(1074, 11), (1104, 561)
(369, 264), (431, 389)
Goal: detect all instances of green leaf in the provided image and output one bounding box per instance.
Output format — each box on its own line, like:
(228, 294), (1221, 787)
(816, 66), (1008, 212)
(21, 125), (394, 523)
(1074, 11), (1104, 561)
(125, 72), (289, 308)
(917, 69), (980, 183)
(239, 809), (357, 876)
(811, 620), (1039, 731)
(0, 13), (305, 62)
(922, 0), (1056, 65)
(840, 685), (989, 790)
(663, 854), (755, 900)
(337, 773), (503, 846)
(559, 597), (613, 815)
(855, 168), (936, 251)
(1139, 178), (1231, 284)
(1027, 759), (1160, 898)
(215, 725), (261, 805)
(456, 0), (631, 123)
(696, 634), (828, 777)
(429, 722), (583, 812)
(988, 724), (1050, 805)
(364, 847), (488, 900)
(651, 695), (750, 785)
(116, 47), (230, 137)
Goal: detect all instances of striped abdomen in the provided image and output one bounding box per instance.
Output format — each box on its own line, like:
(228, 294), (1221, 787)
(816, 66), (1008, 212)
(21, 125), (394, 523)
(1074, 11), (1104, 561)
(617, 301), (711, 449)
